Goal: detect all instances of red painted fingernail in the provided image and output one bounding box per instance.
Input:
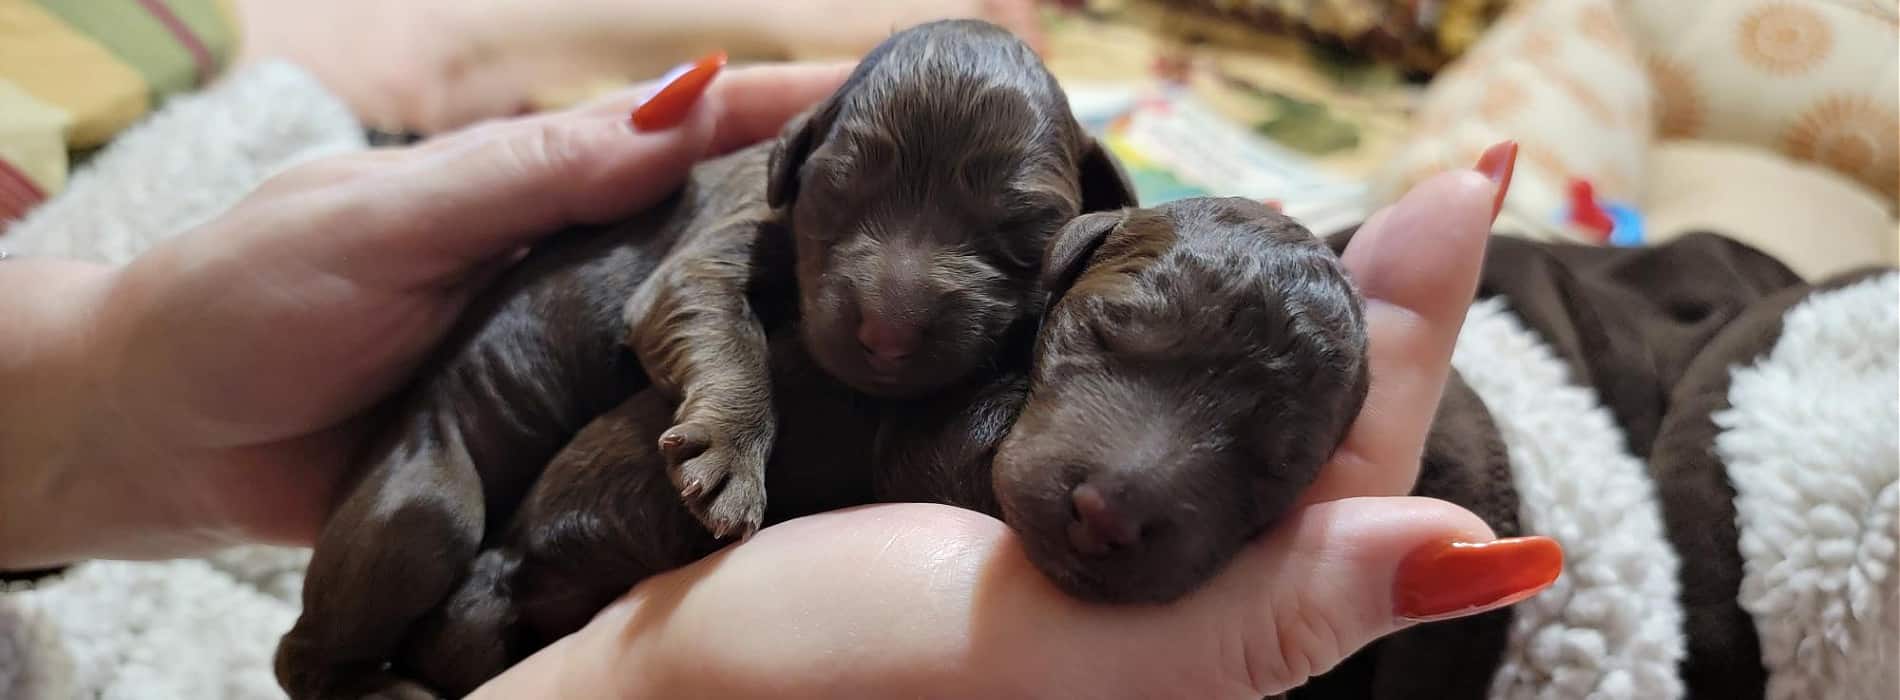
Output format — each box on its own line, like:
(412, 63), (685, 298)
(631, 51), (728, 132)
(1474, 140), (1518, 223)
(1394, 536), (1562, 622)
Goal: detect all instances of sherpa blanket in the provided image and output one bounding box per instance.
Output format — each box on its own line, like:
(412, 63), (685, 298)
(2, 61), (1894, 700)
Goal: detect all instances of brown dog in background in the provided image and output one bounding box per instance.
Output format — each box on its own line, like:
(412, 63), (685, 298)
(275, 19), (1134, 700)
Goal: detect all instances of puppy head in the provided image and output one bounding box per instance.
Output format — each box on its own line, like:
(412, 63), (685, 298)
(993, 197), (1370, 604)
(769, 19), (1135, 398)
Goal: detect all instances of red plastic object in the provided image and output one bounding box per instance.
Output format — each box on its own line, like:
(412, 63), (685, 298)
(1566, 178), (1615, 242)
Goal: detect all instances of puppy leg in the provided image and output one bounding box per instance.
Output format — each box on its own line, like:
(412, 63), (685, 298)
(624, 219), (785, 539)
(511, 390), (725, 650)
(274, 414), (484, 700)
(397, 549), (523, 699)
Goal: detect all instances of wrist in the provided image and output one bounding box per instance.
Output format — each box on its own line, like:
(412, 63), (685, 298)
(0, 258), (124, 568)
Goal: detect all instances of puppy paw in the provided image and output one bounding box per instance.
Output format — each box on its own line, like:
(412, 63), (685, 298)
(658, 422), (768, 539)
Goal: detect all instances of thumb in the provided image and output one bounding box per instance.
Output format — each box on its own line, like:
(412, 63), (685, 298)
(1224, 497), (1561, 694)
(341, 94), (721, 282)
(323, 61), (855, 287)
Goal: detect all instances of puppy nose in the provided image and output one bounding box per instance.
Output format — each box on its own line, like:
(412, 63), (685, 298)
(1068, 482), (1144, 556)
(857, 315), (921, 367)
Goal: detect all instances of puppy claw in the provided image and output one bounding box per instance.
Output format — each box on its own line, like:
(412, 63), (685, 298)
(665, 428), (768, 537)
(703, 478), (766, 540)
(657, 423), (711, 463)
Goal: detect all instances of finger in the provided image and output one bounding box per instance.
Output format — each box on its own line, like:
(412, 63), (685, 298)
(340, 105), (713, 282)
(702, 61), (856, 154)
(319, 61), (854, 285)
(1299, 166), (1500, 504)
(1205, 497), (1557, 694)
(577, 61), (857, 142)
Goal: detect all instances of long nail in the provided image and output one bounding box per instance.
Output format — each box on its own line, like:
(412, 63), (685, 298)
(631, 51), (728, 132)
(1394, 536), (1562, 622)
(1473, 140), (1518, 223)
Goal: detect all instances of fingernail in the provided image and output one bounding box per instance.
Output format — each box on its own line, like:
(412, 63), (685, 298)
(631, 51), (728, 132)
(1394, 536), (1562, 622)
(1473, 140), (1518, 223)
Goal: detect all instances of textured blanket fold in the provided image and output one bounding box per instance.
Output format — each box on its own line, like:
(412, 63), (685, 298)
(1302, 228), (1895, 699)
(3, 59), (1894, 700)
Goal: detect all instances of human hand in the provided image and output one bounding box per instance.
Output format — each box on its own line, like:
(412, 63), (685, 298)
(229, 0), (1043, 133)
(472, 145), (1562, 698)
(4, 61), (853, 569)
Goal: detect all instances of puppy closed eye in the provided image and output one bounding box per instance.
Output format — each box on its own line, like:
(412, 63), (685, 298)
(986, 236), (1041, 275)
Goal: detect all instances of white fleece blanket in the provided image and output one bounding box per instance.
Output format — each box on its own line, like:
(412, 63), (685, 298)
(1, 61), (1893, 700)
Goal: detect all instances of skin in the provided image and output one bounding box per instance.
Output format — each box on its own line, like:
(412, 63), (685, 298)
(0, 61), (1502, 697)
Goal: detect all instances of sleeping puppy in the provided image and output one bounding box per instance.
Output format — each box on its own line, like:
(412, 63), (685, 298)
(275, 19), (1133, 700)
(623, 18), (1130, 541)
(878, 197), (1369, 603)
(399, 197), (1368, 695)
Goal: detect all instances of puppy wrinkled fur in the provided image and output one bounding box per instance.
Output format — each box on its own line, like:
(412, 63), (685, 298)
(276, 20), (1131, 699)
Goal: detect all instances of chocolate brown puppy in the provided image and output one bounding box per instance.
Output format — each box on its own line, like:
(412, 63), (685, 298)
(623, 19), (1130, 539)
(276, 19), (1132, 700)
(398, 332), (890, 696)
(984, 197), (1369, 603)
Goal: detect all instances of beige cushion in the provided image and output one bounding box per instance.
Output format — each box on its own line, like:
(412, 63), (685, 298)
(1616, 0), (1899, 202)
(1645, 139), (1898, 281)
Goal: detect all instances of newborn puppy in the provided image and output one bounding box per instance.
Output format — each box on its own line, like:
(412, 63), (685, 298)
(276, 19), (1131, 700)
(398, 332), (889, 696)
(622, 18), (1131, 538)
(984, 198), (1370, 603)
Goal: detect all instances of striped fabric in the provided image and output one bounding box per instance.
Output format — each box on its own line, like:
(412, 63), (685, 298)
(0, 0), (238, 229)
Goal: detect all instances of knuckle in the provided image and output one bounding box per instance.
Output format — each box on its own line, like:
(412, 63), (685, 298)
(489, 119), (582, 182)
(1251, 593), (1349, 694)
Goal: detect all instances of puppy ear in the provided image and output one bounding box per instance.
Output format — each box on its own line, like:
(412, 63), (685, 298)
(768, 44), (899, 210)
(767, 106), (828, 210)
(1040, 210), (1124, 301)
(1077, 138), (1137, 213)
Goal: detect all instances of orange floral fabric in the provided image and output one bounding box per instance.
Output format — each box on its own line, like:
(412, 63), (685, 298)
(1617, 0), (1898, 201)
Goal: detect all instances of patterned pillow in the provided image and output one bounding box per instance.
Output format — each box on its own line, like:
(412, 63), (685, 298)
(1616, 0), (1899, 203)
(1370, 0), (1654, 235)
